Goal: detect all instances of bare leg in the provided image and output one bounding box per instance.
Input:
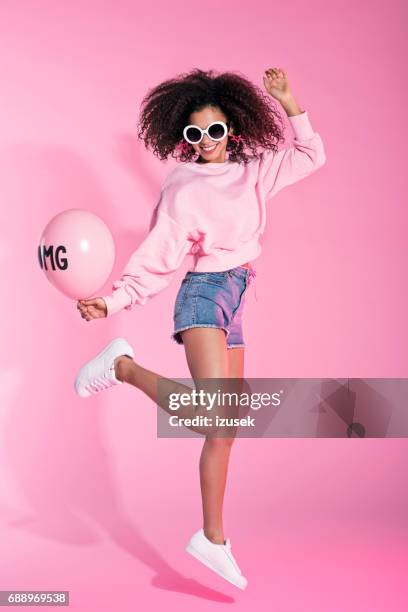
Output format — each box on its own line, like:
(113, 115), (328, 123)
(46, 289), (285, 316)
(181, 328), (245, 545)
(114, 328), (245, 544)
(113, 349), (230, 436)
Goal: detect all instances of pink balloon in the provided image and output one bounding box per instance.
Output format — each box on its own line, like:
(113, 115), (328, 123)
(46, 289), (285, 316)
(38, 208), (115, 300)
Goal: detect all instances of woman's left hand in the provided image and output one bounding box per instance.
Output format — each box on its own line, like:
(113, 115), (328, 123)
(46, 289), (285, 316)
(263, 67), (292, 102)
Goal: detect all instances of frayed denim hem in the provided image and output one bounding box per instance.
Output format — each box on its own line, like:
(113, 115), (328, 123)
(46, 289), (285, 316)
(226, 343), (245, 349)
(171, 323), (229, 345)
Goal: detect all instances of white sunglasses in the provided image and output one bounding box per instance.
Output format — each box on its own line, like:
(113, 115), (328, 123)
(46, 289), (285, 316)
(183, 120), (229, 145)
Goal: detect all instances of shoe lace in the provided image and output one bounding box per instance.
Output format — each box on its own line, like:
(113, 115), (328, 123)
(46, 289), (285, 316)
(86, 370), (114, 393)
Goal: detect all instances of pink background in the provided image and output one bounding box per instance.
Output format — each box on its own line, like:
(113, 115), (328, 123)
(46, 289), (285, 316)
(1, 1), (407, 610)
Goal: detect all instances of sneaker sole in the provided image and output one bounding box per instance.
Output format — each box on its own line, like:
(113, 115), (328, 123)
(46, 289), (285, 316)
(74, 337), (134, 398)
(185, 543), (247, 590)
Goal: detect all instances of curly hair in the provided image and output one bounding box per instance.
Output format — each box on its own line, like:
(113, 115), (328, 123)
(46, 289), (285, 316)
(137, 67), (286, 165)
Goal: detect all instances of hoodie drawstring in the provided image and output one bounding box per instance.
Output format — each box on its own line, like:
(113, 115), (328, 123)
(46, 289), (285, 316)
(246, 267), (258, 302)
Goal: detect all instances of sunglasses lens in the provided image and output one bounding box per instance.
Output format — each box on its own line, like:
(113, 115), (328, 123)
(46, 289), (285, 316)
(185, 127), (202, 143)
(208, 123), (226, 140)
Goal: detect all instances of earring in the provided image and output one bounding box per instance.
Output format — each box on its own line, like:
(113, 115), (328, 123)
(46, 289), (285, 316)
(229, 134), (243, 145)
(176, 141), (191, 155)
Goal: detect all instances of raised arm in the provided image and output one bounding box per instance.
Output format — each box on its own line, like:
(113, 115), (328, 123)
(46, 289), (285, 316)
(259, 67), (327, 200)
(259, 110), (326, 200)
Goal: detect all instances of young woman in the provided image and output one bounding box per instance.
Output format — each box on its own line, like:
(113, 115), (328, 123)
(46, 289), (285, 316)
(74, 67), (326, 590)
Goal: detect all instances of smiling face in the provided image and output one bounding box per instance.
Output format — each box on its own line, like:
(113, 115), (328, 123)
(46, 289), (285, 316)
(187, 105), (234, 163)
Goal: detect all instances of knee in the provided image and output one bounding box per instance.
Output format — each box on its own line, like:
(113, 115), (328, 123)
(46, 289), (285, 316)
(205, 436), (235, 450)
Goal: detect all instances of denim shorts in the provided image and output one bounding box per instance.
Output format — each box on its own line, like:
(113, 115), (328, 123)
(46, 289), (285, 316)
(171, 265), (256, 349)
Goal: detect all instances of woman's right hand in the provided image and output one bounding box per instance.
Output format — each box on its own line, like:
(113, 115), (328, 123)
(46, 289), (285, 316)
(77, 297), (107, 321)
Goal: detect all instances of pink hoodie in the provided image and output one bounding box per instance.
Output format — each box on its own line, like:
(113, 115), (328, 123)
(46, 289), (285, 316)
(102, 110), (326, 316)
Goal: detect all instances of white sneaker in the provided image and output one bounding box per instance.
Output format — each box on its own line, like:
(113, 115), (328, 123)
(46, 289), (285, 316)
(186, 528), (248, 590)
(74, 337), (134, 398)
